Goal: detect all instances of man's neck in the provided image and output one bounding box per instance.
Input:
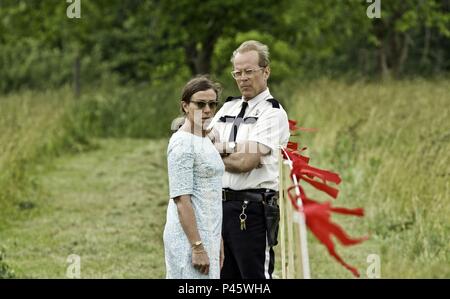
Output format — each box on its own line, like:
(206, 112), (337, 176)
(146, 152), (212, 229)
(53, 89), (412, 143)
(243, 88), (269, 101)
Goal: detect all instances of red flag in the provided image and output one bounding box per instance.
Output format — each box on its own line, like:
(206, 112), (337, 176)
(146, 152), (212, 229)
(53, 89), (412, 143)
(288, 119), (318, 133)
(289, 153), (341, 199)
(288, 119), (299, 131)
(286, 186), (368, 277)
(287, 141), (299, 151)
(281, 138), (368, 277)
(281, 146), (310, 164)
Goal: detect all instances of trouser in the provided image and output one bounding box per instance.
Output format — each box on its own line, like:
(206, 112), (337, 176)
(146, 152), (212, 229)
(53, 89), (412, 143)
(220, 196), (275, 279)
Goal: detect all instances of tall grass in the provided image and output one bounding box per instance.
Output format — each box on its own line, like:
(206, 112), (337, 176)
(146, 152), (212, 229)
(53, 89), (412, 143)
(285, 78), (449, 277)
(0, 88), (83, 277)
(1, 88), (71, 226)
(0, 79), (448, 277)
(71, 82), (181, 139)
(0, 80), (188, 230)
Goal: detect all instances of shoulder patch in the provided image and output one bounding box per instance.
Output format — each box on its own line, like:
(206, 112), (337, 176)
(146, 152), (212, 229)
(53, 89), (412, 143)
(219, 115), (236, 123)
(266, 98), (280, 109)
(225, 96), (241, 103)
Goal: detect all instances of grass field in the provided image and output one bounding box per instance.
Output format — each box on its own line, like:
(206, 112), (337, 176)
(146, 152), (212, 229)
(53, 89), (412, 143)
(1, 139), (168, 278)
(0, 79), (449, 278)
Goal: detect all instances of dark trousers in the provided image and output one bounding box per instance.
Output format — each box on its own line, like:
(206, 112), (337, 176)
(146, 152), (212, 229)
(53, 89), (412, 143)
(220, 200), (275, 279)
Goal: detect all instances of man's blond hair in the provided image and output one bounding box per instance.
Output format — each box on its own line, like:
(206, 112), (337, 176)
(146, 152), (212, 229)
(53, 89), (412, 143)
(230, 40), (270, 67)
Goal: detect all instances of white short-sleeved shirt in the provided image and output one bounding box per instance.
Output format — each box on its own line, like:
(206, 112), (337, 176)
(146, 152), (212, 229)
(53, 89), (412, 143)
(211, 88), (290, 191)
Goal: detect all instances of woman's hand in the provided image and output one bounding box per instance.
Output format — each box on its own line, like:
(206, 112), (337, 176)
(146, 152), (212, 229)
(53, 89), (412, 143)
(192, 246), (210, 275)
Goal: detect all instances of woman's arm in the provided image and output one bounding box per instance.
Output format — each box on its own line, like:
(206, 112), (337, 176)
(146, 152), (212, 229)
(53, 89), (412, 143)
(220, 237), (224, 270)
(174, 195), (210, 275)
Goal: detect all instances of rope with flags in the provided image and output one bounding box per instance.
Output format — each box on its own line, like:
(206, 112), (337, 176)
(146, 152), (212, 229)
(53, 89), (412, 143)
(278, 119), (368, 278)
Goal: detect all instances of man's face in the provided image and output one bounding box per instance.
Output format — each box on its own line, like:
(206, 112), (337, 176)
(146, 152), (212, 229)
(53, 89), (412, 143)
(233, 50), (270, 100)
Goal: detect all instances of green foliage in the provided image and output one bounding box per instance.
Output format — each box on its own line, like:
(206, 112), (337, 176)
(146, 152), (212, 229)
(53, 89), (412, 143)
(154, 0), (288, 74)
(1, 0), (449, 93)
(69, 81), (185, 139)
(0, 39), (108, 94)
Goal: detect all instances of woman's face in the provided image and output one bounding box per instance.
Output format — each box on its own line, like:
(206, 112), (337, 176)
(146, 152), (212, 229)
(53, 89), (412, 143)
(182, 89), (218, 131)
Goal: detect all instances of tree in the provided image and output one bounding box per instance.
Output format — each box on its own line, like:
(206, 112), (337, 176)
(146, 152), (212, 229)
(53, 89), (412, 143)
(154, 0), (288, 75)
(278, 0), (450, 78)
(368, 0), (450, 78)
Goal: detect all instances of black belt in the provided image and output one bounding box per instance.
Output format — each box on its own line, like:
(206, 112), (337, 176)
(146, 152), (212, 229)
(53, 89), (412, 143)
(222, 188), (277, 203)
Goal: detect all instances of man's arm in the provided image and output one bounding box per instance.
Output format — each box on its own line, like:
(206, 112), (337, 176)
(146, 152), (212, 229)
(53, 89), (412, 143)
(218, 141), (271, 173)
(222, 105), (290, 173)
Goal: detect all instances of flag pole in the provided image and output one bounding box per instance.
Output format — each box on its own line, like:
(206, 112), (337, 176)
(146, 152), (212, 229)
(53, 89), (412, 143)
(278, 150), (287, 279)
(279, 146), (311, 279)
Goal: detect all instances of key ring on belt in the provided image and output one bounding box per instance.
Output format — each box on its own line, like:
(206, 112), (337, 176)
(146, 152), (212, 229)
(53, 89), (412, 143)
(239, 200), (249, 230)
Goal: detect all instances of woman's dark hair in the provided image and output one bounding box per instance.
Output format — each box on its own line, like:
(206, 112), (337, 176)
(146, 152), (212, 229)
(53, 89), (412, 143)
(180, 75), (222, 114)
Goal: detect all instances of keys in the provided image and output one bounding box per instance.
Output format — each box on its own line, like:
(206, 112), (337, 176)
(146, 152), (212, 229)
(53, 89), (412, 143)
(239, 201), (249, 231)
(240, 215), (247, 230)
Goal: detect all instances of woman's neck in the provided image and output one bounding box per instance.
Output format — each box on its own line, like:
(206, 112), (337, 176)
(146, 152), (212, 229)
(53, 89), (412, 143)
(179, 119), (207, 137)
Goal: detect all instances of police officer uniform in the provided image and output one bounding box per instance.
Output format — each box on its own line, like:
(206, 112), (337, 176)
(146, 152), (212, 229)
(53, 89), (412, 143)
(211, 88), (290, 279)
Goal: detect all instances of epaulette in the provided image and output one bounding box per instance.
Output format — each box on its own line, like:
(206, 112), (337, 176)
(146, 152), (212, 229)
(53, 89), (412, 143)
(225, 96), (241, 103)
(266, 98), (280, 108)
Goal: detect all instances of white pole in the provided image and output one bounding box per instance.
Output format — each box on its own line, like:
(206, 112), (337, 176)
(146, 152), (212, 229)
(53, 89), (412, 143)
(278, 151), (287, 279)
(280, 146), (311, 279)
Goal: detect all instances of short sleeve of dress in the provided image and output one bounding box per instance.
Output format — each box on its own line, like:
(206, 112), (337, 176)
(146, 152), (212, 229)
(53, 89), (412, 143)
(167, 133), (194, 199)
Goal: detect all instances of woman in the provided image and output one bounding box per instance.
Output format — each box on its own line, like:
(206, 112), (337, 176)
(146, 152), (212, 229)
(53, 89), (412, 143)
(163, 76), (225, 279)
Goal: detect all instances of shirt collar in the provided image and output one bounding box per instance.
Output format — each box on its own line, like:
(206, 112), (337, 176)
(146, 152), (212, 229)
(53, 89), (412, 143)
(242, 88), (271, 109)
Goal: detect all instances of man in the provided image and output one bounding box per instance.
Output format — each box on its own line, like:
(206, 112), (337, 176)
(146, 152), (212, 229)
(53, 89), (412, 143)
(211, 40), (290, 279)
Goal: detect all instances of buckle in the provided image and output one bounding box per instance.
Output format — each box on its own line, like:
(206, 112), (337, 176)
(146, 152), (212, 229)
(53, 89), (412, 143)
(222, 189), (227, 202)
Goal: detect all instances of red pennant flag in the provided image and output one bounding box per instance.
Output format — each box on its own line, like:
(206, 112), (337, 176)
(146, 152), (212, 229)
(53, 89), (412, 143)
(287, 141), (299, 151)
(289, 153), (341, 199)
(281, 146), (310, 164)
(288, 119), (318, 132)
(288, 119), (299, 131)
(281, 132), (368, 277)
(286, 186), (368, 277)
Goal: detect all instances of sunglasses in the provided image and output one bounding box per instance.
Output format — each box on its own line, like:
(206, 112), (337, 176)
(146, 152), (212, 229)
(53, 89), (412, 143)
(190, 100), (219, 109)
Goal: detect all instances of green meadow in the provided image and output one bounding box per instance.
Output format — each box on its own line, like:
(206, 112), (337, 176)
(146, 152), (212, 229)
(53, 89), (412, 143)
(0, 79), (449, 278)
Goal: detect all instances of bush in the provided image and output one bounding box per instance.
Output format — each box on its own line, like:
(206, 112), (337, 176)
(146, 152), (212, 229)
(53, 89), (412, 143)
(69, 81), (187, 139)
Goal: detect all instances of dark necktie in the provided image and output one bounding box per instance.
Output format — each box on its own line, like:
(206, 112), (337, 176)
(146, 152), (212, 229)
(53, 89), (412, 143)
(229, 101), (248, 142)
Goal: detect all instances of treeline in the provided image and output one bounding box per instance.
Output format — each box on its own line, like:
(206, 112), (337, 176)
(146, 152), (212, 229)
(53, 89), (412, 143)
(0, 0), (449, 93)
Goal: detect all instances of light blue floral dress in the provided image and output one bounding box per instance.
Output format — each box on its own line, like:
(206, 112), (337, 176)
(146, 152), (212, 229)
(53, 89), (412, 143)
(163, 131), (225, 279)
